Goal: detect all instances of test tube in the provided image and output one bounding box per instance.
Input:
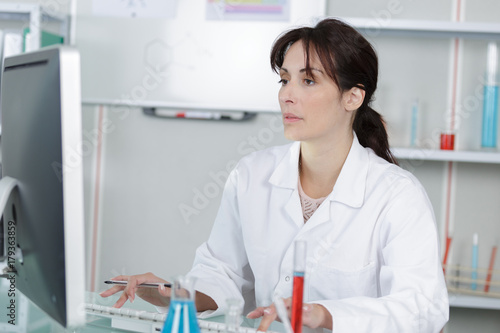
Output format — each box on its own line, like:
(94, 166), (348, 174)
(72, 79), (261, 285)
(485, 245), (498, 293)
(482, 42), (499, 148)
(410, 99), (419, 147)
(471, 233), (479, 291)
(291, 240), (306, 333)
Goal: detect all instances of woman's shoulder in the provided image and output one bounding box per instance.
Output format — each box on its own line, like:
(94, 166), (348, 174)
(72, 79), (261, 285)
(365, 148), (425, 193)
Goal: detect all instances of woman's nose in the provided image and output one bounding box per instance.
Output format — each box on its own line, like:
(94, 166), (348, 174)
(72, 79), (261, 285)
(279, 84), (295, 104)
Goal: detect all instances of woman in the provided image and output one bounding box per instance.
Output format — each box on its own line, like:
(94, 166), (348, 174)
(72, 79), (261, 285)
(101, 18), (449, 332)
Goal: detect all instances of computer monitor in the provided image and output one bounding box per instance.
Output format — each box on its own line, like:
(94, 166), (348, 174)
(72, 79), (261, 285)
(0, 46), (86, 328)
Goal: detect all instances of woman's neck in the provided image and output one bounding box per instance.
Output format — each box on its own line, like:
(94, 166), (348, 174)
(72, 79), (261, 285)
(299, 132), (353, 199)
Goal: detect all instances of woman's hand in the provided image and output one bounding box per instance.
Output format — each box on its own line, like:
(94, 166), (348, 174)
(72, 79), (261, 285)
(99, 272), (171, 308)
(246, 297), (332, 332)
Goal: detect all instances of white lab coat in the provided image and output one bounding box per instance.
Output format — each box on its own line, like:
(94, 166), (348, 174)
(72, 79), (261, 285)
(187, 135), (449, 332)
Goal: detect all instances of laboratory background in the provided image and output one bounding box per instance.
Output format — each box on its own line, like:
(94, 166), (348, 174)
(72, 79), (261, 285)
(1, 0), (500, 332)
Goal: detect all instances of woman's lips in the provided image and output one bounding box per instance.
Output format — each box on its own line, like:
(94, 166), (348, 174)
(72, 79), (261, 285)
(283, 113), (302, 123)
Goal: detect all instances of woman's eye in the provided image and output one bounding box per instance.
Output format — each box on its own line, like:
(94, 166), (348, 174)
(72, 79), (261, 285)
(278, 79), (288, 85)
(304, 79), (315, 85)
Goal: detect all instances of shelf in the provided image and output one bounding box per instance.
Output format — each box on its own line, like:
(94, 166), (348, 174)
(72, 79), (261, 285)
(449, 293), (500, 310)
(392, 147), (500, 164)
(341, 17), (500, 40)
(0, 3), (69, 51)
(0, 3), (67, 23)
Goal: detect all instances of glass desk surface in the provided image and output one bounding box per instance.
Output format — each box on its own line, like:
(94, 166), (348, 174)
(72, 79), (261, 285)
(0, 280), (285, 332)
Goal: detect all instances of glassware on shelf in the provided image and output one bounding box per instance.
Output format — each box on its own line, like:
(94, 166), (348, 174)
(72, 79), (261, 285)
(481, 42), (499, 148)
(440, 131), (456, 150)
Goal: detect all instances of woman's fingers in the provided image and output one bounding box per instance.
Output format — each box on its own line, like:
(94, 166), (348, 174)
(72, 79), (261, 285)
(246, 307), (265, 319)
(113, 289), (131, 308)
(158, 284), (170, 298)
(99, 275), (129, 298)
(246, 299), (329, 331)
(283, 297), (292, 316)
(100, 272), (172, 308)
(256, 305), (278, 332)
(125, 275), (144, 303)
(300, 303), (330, 329)
(99, 284), (125, 298)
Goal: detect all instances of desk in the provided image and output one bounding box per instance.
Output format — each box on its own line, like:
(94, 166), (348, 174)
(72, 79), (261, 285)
(0, 280), (284, 332)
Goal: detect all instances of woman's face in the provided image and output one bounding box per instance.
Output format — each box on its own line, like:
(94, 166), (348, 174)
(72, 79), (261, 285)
(278, 41), (354, 143)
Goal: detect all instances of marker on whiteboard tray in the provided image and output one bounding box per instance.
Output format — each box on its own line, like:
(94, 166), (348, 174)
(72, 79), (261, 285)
(143, 107), (256, 121)
(145, 108), (224, 119)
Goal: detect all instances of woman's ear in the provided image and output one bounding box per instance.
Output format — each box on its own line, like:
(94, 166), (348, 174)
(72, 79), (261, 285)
(342, 87), (365, 111)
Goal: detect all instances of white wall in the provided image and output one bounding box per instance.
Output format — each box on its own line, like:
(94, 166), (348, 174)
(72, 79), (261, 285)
(83, 106), (288, 289)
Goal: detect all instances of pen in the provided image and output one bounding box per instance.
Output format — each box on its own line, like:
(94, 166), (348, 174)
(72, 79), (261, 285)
(104, 280), (172, 288)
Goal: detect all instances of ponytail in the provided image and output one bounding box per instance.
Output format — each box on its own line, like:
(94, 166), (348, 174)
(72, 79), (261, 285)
(353, 106), (398, 165)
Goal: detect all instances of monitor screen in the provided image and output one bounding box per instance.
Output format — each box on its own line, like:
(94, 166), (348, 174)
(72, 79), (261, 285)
(0, 46), (86, 328)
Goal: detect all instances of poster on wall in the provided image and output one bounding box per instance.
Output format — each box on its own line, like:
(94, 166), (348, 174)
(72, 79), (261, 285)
(206, 0), (290, 21)
(92, 0), (179, 18)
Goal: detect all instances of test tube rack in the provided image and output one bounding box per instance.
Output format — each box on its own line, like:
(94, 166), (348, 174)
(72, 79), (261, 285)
(444, 264), (500, 298)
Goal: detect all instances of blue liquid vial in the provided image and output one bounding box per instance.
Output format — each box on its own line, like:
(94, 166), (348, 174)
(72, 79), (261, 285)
(481, 85), (499, 148)
(162, 299), (200, 333)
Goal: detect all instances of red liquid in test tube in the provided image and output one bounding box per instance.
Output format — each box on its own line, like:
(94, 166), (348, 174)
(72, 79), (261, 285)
(291, 240), (306, 333)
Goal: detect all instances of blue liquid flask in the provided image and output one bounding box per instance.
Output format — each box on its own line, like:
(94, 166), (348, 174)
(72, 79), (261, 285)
(481, 42), (499, 148)
(162, 276), (200, 333)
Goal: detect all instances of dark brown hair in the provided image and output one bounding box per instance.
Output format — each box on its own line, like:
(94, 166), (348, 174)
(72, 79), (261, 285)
(270, 18), (397, 165)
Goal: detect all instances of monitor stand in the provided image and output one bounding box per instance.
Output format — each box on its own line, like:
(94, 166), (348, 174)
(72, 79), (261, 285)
(0, 176), (20, 279)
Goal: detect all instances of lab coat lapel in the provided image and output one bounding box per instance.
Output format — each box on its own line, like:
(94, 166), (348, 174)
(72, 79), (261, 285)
(268, 137), (368, 229)
(269, 142), (304, 227)
(301, 135), (368, 232)
(329, 134), (368, 208)
(284, 190), (303, 227)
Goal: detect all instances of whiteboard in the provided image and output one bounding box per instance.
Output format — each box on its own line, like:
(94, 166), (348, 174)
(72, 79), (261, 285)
(76, 0), (326, 112)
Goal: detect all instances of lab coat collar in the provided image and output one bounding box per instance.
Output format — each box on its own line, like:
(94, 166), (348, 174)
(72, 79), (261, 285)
(268, 141), (301, 189)
(268, 134), (368, 208)
(330, 134), (368, 208)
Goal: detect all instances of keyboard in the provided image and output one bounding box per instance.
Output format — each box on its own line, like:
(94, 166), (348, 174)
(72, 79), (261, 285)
(85, 303), (279, 333)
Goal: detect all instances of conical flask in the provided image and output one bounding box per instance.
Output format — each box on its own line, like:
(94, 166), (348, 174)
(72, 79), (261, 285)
(162, 276), (200, 333)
